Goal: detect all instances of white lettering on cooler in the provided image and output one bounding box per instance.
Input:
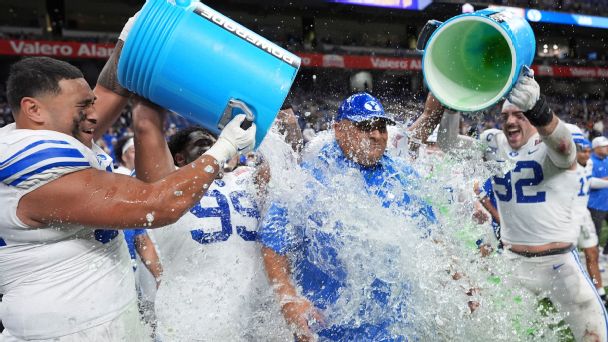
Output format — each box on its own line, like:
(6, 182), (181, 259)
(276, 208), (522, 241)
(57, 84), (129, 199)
(195, 5), (299, 68)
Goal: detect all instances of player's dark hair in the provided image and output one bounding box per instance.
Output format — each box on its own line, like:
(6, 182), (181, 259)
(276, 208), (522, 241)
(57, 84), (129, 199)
(168, 126), (217, 162)
(6, 57), (84, 113)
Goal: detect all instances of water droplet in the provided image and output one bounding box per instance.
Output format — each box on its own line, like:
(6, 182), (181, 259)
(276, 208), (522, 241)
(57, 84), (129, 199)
(174, 190), (183, 197)
(204, 165), (215, 173)
(146, 212), (155, 223)
(203, 184), (209, 189)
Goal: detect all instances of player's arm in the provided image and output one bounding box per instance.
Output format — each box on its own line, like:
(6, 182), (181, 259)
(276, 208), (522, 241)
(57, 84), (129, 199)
(275, 104), (304, 155)
(479, 196), (500, 224)
(262, 246), (323, 341)
(92, 11), (142, 141)
(131, 99), (175, 182)
(583, 246), (603, 288)
(407, 92), (445, 152)
(435, 109), (477, 153)
(589, 177), (608, 189)
(476, 180), (500, 223)
(18, 156), (219, 229)
(537, 116), (574, 169)
(507, 72), (575, 168)
(18, 115), (255, 229)
(135, 233), (163, 287)
(92, 40), (132, 141)
(253, 160), (271, 202)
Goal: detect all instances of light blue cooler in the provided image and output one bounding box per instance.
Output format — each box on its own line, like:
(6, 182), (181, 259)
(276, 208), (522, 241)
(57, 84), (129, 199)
(419, 9), (535, 112)
(117, 0), (301, 148)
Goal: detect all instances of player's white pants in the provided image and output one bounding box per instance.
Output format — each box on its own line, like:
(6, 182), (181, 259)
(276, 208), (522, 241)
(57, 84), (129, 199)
(0, 301), (148, 342)
(504, 249), (608, 341)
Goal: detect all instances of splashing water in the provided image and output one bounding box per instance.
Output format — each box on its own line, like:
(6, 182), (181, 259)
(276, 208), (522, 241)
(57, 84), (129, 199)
(257, 129), (564, 341)
(145, 212), (155, 224)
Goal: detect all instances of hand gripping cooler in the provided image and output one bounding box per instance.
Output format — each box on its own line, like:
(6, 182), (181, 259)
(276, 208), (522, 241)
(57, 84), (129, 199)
(117, 0), (301, 148)
(419, 9), (535, 112)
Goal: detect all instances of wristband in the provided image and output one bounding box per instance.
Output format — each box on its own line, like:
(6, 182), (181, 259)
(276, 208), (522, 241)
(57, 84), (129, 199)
(524, 95), (552, 127)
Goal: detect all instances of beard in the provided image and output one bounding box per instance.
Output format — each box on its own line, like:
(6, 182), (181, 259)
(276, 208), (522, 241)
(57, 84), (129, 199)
(71, 113), (83, 140)
(71, 111), (97, 146)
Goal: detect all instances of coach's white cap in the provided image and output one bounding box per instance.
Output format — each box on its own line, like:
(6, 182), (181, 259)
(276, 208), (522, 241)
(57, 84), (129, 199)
(592, 136), (608, 149)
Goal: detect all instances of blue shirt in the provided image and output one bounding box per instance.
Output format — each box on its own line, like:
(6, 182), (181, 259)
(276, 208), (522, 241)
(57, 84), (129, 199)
(482, 178), (501, 241)
(123, 229), (147, 260)
(589, 153), (608, 211)
(260, 142), (435, 340)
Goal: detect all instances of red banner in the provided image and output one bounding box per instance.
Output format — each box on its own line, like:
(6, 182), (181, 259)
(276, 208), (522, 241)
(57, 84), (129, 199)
(531, 64), (608, 78)
(297, 53), (423, 71)
(1, 39), (606, 78)
(0, 39), (115, 59)
(297, 52), (608, 78)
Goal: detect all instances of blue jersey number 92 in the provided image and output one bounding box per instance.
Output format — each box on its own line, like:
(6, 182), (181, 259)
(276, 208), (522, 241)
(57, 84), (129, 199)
(493, 160), (546, 203)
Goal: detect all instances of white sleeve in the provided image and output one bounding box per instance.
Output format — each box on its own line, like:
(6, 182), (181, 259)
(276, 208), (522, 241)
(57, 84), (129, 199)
(589, 177), (608, 189)
(436, 111), (477, 152)
(0, 133), (91, 191)
(478, 129), (502, 161)
(541, 119), (576, 169)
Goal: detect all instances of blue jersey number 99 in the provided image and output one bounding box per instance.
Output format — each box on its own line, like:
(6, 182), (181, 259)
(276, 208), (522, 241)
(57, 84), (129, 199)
(190, 189), (259, 244)
(494, 160), (545, 203)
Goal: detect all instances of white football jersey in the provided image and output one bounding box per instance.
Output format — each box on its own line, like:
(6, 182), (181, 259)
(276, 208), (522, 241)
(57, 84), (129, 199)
(152, 166), (287, 341)
(0, 124), (136, 339)
(568, 161), (598, 248)
(486, 130), (579, 245)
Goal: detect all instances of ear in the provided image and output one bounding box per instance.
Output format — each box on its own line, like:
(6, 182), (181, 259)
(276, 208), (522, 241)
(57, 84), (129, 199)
(20, 97), (45, 124)
(333, 121), (346, 141)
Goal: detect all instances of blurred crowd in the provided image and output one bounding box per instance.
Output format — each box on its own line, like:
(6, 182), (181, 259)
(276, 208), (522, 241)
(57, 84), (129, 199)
(507, 0), (608, 16)
(0, 82), (606, 157)
(440, 0), (608, 17)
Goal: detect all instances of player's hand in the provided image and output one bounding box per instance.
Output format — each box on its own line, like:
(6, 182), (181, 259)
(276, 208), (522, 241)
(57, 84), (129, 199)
(466, 288), (481, 313)
(204, 114), (256, 163)
(281, 298), (324, 342)
(468, 300), (480, 313)
(472, 209), (489, 224)
(507, 68), (540, 112)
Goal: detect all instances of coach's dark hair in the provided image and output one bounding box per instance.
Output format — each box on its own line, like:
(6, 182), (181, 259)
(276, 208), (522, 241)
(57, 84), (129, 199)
(6, 57), (84, 113)
(167, 126), (217, 162)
